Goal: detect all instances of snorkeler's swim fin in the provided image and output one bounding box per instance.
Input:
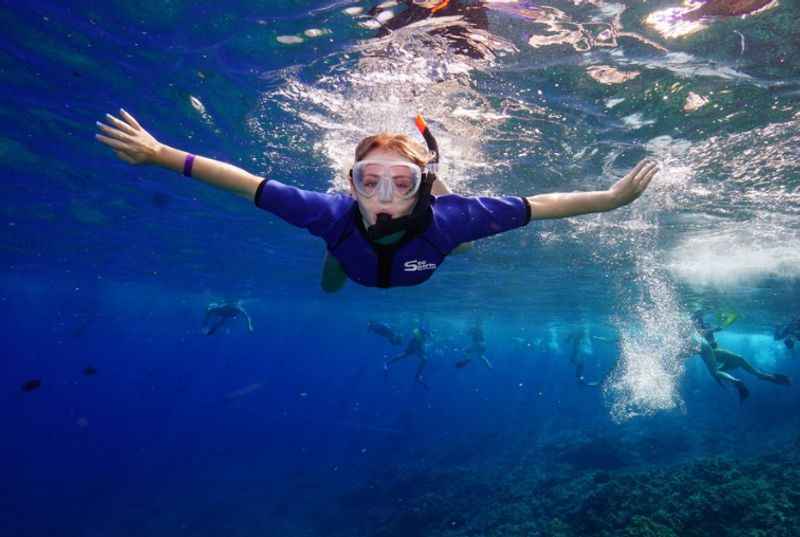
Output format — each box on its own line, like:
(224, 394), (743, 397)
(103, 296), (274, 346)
(716, 309), (739, 329)
(770, 374), (791, 386)
(733, 380), (750, 402)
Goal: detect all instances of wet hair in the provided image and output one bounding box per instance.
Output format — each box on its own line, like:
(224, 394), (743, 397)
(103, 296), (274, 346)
(354, 133), (432, 168)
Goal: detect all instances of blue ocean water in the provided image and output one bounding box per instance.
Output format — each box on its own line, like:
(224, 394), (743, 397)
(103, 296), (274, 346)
(2, 0), (799, 535)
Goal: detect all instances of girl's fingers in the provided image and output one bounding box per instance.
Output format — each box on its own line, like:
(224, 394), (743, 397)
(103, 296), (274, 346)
(104, 113), (138, 135)
(636, 167), (657, 193)
(638, 161), (657, 175)
(119, 108), (142, 130)
(95, 133), (129, 151)
(96, 122), (135, 143)
(641, 170), (656, 190)
(635, 162), (657, 184)
(629, 158), (650, 177)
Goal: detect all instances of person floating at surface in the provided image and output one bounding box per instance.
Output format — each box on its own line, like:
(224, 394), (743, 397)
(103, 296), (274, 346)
(455, 319), (492, 369)
(370, 0), (497, 60)
(385, 322), (431, 387)
(774, 316), (800, 350)
(682, 0), (775, 20)
(202, 301), (254, 336)
(368, 320), (403, 345)
(95, 110), (657, 292)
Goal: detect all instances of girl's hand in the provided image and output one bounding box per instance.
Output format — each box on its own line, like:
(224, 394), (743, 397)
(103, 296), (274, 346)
(95, 109), (162, 165)
(608, 158), (658, 209)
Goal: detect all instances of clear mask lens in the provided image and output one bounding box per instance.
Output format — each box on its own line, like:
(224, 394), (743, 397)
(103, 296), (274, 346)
(352, 160), (422, 201)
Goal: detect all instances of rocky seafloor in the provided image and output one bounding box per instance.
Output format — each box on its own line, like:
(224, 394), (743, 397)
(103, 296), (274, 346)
(314, 434), (800, 537)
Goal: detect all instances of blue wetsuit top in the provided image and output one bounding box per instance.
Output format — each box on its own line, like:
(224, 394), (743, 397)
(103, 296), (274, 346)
(254, 179), (531, 288)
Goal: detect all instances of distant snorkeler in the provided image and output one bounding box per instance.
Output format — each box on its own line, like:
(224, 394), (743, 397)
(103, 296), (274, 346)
(385, 322), (431, 388)
(369, 0), (498, 60)
(202, 301), (254, 336)
(454, 319), (492, 369)
(681, 0), (776, 20)
(689, 308), (788, 401)
(368, 320), (403, 345)
(774, 316), (800, 350)
(96, 106), (656, 292)
(696, 338), (791, 402)
(565, 331), (603, 388)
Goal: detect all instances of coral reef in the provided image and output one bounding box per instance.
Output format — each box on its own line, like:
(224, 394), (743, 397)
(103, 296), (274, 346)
(321, 444), (800, 537)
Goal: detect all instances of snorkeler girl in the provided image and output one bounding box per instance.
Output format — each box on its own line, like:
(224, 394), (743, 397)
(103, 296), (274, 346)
(95, 109), (657, 291)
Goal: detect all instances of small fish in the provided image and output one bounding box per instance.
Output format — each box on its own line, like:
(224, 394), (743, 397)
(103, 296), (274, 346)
(303, 28), (329, 38)
(276, 35), (304, 45)
(358, 19), (382, 30)
(455, 359), (471, 368)
(21, 379), (41, 392)
(224, 383), (263, 401)
(83, 366), (97, 376)
(189, 95), (206, 114)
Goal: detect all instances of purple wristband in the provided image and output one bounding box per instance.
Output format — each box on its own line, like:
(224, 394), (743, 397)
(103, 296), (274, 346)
(183, 154), (196, 177)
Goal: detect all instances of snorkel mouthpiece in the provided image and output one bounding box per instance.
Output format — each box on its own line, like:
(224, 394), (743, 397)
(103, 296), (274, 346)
(364, 115), (440, 241)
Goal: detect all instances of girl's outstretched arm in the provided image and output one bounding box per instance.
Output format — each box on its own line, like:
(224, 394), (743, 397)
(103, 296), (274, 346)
(527, 159), (658, 220)
(95, 109), (262, 199)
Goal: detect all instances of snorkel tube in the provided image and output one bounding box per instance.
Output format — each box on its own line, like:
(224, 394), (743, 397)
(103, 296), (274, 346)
(365, 114), (440, 241)
(411, 0), (451, 13)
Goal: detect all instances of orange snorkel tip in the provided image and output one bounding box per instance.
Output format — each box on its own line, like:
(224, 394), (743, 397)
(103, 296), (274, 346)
(414, 114), (439, 165)
(415, 114), (427, 135)
(430, 0), (450, 14)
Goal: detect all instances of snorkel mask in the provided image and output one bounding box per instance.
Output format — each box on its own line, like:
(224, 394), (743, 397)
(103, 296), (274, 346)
(355, 115), (440, 241)
(351, 159), (423, 202)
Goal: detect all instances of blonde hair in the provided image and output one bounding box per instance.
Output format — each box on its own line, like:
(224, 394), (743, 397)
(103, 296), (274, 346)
(354, 133), (431, 168)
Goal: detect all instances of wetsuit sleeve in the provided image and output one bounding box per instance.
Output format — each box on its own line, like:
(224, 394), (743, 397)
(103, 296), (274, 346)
(436, 195), (531, 245)
(253, 179), (353, 240)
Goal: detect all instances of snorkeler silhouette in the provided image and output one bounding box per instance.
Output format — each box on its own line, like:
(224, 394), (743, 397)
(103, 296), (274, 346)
(696, 339), (790, 402)
(691, 313), (790, 402)
(565, 330), (603, 388)
(385, 322), (431, 388)
(202, 301), (254, 336)
(774, 316), (800, 350)
(454, 319), (492, 369)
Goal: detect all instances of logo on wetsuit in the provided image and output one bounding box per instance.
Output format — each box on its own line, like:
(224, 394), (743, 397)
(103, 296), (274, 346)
(404, 259), (437, 272)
